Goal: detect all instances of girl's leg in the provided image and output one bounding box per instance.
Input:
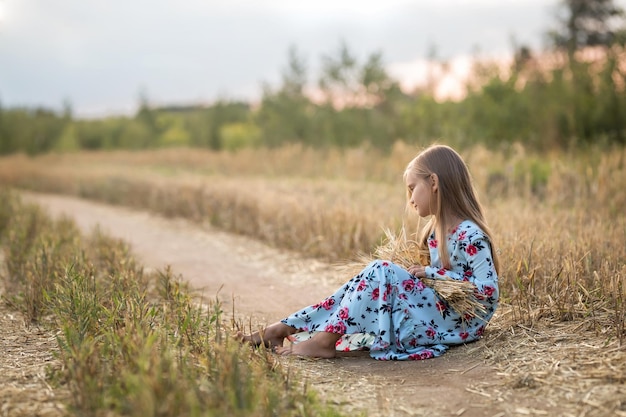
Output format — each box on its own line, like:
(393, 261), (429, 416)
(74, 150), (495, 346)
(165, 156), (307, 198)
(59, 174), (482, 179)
(277, 260), (404, 358)
(275, 331), (342, 358)
(237, 322), (298, 348)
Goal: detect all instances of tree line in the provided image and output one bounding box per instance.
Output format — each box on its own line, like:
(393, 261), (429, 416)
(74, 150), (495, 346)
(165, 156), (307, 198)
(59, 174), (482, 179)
(1, 0), (625, 155)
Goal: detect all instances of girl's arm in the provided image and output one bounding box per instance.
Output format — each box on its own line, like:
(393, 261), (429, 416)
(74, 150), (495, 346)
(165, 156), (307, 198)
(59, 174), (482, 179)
(423, 236), (498, 287)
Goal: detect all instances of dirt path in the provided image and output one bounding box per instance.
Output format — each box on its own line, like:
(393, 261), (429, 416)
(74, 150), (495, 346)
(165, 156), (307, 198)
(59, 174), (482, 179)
(21, 191), (339, 323)
(17, 192), (550, 417)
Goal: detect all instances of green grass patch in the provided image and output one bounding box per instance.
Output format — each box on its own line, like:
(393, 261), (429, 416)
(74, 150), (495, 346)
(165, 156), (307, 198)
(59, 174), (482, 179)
(0, 190), (346, 417)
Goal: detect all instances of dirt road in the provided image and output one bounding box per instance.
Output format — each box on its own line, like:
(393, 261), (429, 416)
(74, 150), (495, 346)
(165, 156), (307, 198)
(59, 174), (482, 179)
(19, 192), (550, 417)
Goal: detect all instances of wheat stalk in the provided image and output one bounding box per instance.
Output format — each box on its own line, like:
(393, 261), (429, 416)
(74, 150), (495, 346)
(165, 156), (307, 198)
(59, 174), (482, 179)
(352, 227), (487, 320)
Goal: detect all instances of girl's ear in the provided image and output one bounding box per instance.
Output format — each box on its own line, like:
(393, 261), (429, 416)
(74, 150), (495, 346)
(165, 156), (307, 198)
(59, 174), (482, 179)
(431, 174), (439, 193)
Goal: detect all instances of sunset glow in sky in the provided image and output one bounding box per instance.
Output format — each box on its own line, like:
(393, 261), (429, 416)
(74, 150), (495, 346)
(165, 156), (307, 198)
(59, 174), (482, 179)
(1, 0), (624, 117)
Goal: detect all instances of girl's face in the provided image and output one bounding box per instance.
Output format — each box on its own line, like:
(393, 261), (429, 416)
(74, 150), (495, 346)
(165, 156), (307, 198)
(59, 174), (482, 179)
(406, 171), (437, 218)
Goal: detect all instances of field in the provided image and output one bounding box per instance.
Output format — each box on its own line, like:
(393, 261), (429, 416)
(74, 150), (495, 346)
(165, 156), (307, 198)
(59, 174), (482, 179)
(0, 143), (625, 416)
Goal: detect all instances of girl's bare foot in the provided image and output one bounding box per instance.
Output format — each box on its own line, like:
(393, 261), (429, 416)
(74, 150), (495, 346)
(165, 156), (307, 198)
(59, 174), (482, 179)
(275, 331), (341, 358)
(237, 322), (296, 348)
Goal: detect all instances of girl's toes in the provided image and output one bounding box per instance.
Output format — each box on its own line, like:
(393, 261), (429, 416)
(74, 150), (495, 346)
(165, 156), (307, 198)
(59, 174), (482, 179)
(273, 346), (290, 355)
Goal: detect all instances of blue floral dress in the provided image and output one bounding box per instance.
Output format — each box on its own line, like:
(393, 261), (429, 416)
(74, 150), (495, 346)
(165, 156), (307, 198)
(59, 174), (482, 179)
(281, 220), (499, 360)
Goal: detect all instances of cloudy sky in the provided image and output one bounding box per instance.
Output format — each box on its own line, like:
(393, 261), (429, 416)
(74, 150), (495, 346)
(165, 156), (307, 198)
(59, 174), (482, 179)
(0, 0), (621, 117)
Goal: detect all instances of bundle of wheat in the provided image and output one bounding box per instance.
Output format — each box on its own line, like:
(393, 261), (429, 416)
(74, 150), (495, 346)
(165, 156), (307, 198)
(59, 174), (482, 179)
(349, 227), (487, 320)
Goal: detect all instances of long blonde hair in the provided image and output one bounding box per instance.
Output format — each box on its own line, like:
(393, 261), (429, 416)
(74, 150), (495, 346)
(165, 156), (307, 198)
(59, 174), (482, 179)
(404, 144), (500, 274)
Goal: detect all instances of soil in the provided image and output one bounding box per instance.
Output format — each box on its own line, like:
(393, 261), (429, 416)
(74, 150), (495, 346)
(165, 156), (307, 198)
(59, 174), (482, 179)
(1, 192), (559, 417)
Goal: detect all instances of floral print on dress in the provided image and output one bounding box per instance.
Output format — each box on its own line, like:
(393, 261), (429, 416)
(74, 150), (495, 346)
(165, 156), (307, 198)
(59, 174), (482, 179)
(282, 220), (499, 360)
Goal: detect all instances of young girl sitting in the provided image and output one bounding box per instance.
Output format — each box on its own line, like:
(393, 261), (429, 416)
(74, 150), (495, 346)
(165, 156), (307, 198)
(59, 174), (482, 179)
(239, 144), (500, 360)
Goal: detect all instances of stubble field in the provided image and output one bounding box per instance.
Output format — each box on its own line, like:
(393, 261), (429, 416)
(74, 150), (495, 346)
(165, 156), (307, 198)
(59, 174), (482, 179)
(0, 142), (624, 416)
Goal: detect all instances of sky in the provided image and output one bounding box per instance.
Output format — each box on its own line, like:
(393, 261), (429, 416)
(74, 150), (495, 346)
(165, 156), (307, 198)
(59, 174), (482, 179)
(0, 0), (622, 117)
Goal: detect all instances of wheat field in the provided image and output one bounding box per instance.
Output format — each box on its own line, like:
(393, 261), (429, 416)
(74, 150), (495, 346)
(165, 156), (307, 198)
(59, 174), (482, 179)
(0, 142), (625, 415)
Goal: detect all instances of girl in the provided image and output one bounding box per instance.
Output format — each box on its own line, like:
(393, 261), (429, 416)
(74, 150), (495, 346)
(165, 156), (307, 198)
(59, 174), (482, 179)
(239, 144), (500, 360)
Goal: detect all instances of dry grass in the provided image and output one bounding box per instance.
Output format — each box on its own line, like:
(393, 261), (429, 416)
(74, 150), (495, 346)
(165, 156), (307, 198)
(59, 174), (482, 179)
(0, 143), (625, 414)
(0, 154), (403, 261)
(478, 197), (626, 416)
(0, 279), (69, 417)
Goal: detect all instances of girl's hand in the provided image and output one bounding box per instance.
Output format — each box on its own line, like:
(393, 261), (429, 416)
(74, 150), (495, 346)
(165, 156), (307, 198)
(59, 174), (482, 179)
(407, 265), (426, 278)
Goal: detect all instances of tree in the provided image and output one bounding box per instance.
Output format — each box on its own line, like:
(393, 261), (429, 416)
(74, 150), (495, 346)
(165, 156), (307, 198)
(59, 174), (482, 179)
(135, 89), (161, 147)
(204, 101), (251, 150)
(317, 41), (397, 108)
(318, 41), (358, 107)
(281, 45), (308, 99)
(545, 0), (626, 144)
(256, 46), (313, 147)
(548, 0), (625, 57)
(315, 42), (402, 148)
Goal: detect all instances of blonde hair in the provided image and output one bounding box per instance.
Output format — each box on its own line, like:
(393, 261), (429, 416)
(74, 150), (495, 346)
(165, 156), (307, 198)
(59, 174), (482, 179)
(404, 144), (500, 274)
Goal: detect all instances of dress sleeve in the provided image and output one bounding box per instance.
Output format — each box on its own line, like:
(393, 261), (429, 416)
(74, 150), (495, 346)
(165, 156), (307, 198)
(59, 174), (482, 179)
(424, 234), (498, 288)
(424, 265), (463, 280)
